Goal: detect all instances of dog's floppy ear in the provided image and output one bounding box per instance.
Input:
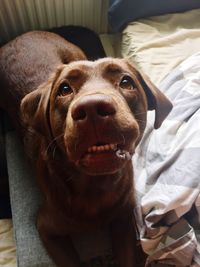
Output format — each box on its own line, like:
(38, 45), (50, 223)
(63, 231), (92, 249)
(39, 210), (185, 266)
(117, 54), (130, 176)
(20, 65), (64, 138)
(125, 60), (172, 129)
(139, 72), (172, 129)
(21, 81), (51, 138)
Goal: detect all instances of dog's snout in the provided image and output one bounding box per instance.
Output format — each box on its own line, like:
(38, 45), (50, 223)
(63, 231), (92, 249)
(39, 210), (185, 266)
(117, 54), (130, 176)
(71, 94), (116, 121)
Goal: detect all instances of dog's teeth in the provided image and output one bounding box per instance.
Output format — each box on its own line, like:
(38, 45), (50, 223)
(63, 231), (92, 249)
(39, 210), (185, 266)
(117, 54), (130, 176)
(111, 144), (117, 150)
(105, 144), (110, 150)
(87, 143), (117, 153)
(92, 146), (97, 152)
(98, 146), (104, 151)
(98, 146), (102, 151)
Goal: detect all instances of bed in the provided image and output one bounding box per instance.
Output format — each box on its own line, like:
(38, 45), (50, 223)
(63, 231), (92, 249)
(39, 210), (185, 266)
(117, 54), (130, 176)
(1, 2), (200, 267)
(109, 2), (200, 266)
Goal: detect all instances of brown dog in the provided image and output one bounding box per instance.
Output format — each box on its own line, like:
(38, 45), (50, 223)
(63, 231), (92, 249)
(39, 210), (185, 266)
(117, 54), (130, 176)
(0, 31), (172, 267)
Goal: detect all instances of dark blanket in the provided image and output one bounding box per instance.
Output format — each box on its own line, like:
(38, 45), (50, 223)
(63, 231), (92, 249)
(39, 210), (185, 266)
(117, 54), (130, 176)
(50, 25), (106, 60)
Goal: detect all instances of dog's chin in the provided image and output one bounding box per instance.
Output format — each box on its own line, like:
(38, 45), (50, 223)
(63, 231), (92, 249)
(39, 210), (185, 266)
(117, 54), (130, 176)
(76, 150), (131, 176)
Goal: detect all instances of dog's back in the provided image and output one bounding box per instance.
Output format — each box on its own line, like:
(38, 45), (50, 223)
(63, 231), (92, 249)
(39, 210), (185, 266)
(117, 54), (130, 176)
(0, 31), (86, 131)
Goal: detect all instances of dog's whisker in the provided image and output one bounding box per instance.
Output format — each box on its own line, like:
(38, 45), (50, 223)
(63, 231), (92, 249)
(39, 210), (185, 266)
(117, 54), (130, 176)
(121, 133), (126, 145)
(74, 141), (78, 153)
(112, 123), (126, 145)
(137, 119), (153, 126)
(134, 111), (147, 116)
(65, 175), (76, 182)
(52, 146), (57, 159)
(136, 119), (147, 124)
(45, 133), (64, 156)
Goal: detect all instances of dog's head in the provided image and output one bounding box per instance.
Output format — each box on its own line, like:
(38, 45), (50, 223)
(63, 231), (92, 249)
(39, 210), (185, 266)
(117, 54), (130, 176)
(21, 58), (172, 175)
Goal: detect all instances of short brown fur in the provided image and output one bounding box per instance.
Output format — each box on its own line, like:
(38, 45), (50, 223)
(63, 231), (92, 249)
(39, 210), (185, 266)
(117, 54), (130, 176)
(0, 31), (172, 267)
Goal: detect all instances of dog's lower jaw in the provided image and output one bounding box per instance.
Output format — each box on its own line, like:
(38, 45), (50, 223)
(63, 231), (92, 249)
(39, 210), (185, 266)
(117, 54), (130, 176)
(69, 145), (134, 176)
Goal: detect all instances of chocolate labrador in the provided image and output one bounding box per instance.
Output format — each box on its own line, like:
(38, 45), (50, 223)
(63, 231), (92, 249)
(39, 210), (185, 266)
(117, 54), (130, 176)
(0, 31), (172, 267)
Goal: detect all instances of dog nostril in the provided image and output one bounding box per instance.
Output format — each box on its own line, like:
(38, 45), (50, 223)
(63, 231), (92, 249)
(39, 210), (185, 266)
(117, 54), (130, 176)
(97, 102), (116, 117)
(71, 106), (87, 121)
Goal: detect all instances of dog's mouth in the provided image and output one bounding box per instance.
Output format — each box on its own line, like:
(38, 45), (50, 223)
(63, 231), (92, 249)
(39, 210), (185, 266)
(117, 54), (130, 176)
(76, 142), (133, 175)
(85, 142), (131, 159)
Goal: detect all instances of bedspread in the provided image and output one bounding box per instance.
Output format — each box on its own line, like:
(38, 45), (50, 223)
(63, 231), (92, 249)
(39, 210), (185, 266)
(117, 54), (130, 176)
(134, 52), (200, 266)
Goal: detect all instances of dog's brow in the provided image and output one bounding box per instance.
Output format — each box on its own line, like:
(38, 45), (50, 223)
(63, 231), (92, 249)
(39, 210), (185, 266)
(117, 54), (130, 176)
(66, 69), (84, 81)
(103, 63), (123, 75)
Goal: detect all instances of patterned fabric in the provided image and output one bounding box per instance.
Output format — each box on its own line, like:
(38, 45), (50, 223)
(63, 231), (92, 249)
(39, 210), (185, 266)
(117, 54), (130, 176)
(133, 52), (200, 266)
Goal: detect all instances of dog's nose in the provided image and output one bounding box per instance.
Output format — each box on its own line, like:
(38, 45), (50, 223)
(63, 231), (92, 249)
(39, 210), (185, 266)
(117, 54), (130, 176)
(71, 94), (116, 121)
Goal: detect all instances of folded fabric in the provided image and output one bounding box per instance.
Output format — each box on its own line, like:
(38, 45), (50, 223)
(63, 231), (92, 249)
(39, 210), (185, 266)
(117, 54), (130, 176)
(133, 52), (200, 266)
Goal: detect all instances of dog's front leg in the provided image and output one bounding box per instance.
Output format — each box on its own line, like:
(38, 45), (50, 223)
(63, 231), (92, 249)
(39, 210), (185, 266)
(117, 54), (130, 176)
(39, 234), (81, 267)
(110, 209), (139, 267)
(37, 213), (81, 267)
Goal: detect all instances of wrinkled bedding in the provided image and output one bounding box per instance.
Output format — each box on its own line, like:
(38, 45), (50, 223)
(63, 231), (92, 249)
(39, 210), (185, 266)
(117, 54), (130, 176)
(134, 52), (200, 266)
(122, 9), (200, 86)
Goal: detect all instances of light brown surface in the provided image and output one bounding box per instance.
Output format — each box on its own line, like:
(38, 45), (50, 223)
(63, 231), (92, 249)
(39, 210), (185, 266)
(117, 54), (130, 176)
(0, 219), (16, 267)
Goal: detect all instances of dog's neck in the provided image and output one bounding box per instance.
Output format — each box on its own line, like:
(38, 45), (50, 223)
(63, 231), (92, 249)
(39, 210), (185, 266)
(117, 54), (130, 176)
(46, 157), (134, 194)
(38, 154), (135, 221)
(69, 167), (130, 192)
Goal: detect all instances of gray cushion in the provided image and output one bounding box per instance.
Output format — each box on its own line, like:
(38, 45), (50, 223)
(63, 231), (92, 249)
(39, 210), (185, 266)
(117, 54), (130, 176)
(6, 131), (111, 267)
(6, 131), (55, 267)
(0, 111), (7, 180)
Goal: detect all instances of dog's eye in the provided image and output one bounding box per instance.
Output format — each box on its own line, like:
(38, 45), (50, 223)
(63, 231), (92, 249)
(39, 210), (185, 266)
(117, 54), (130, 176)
(119, 76), (136, 90)
(58, 82), (73, 97)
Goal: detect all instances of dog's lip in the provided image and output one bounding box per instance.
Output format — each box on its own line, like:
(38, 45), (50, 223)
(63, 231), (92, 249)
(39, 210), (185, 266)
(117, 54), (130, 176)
(77, 144), (133, 175)
(80, 142), (132, 160)
(82, 150), (119, 164)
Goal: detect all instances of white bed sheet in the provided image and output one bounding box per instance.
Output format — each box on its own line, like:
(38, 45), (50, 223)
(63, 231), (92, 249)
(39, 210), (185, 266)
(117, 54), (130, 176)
(122, 8), (200, 86)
